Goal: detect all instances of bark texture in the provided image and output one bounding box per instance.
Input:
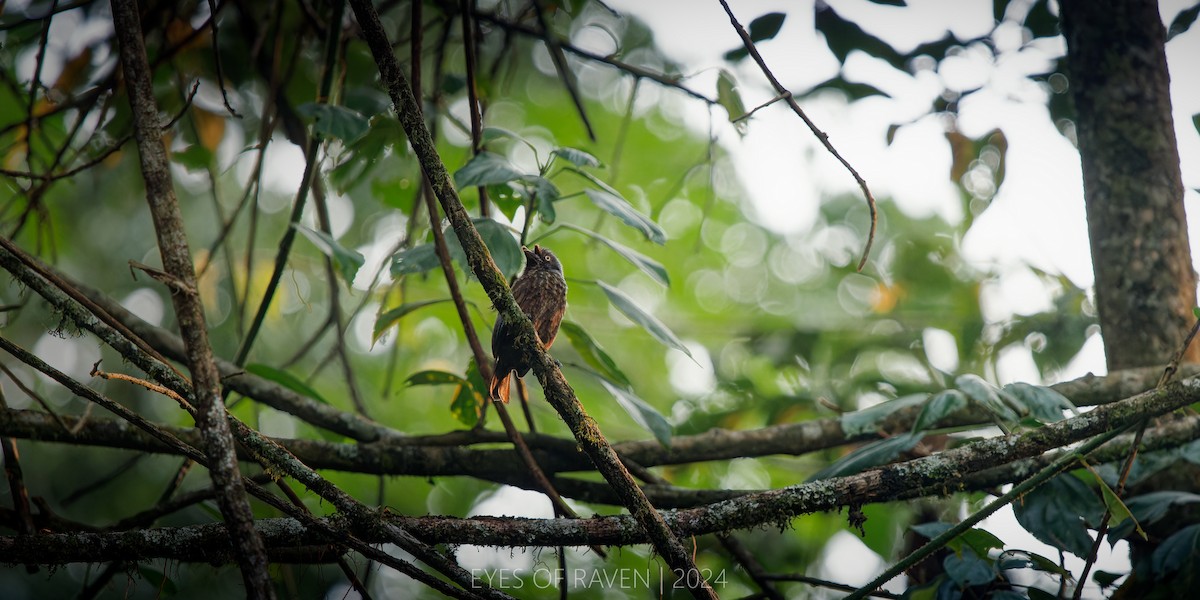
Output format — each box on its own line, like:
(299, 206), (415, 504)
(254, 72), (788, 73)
(1061, 0), (1198, 371)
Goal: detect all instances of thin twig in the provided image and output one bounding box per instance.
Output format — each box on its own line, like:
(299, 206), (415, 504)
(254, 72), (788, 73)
(717, 0), (877, 271)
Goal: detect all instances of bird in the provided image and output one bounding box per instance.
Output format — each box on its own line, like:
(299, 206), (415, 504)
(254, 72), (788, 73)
(489, 245), (567, 403)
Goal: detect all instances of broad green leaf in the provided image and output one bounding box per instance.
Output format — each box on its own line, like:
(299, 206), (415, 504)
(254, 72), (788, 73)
(598, 378), (671, 446)
(722, 14), (785, 62)
(560, 321), (630, 386)
(406, 370), (466, 386)
(910, 521), (952, 540)
(172, 144), (212, 171)
(406, 370), (482, 426)
(912, 389), (968, 432)
(748, 13), (786, 42)
(551, 147), (601, 167)
(1093, 571), (1123, 589)
(444, 218), (524, 279)
(805, 432), (921, 482)
(1168, 4), (1200, 41)
(997, 551), (1072, 578)
(597, 281), (692, 359)
(391, 243), (441, 276)
(453, 362), (486, 427)
(246, 363), (329, 405)
(296, 102), (369, 143)
(717, 69), (746, 124)
(583, 189), (666, 245)
(1110, 491), (1200, 541)
(1012, 473), (1106, 558)
(454, 151), (526, 187)
(910, 522), (1003, 558)
(1151, 523), (1200, 576)
(564, 224), (668, 286)
(481, 126), (525, 144)
(373, 299), (452, 342)
(1092, 471), (1145, 539)
(943, 547), (995, 588)
(342, 86), (391, 116)
(528, 176), (561, 224)
(956, 373), (1020, 422)
(293, 224), (364, 284)
(1002, 382), (1075, 423)
(487, 184), (523, 221)
(840, 394), (927, 437)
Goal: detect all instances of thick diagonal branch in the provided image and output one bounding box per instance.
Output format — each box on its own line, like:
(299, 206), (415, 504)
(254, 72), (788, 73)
(347, 1), (713, 596)
(108, 0), (272, 595)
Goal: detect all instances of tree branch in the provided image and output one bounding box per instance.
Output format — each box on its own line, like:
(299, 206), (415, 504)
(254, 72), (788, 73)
(108, 0), (272, 594)
(347, 1), (713, 596)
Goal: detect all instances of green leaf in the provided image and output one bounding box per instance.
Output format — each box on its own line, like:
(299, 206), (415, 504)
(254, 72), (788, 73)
(1193, 305), (1200, 319)
(1168, 4), (1200, 41)
(805, 432), (921, 482)
(406, 370), (482, 426)
(342, 86), (392, 116)
(486, 184), (524, 221)
(373, 299), (453, 342)
(443, 218), (524, 279)
(171, 144), (212, 171)
(597, 281), (692, 359)
(391, 243), (441, 277)
(560, 321), (630, 386)
(296, 102), (369, 143)
(943, 547), (995, 588)
(583, 189), (666, 245)
(1012, 473), (1106, 558)
(723, 13), (786, 61)
(716, 69), (746, 124)
(293, 225), (364, 284)
(564, 224), (668, 286)
(598, 378), (671, 446)
(528, 176), (561, 224)
(481, 126), (525, 144)
(453, 362), (486, 427)
(1111, 491), (1200, 541)
(747, 12), (786, 43)
(1002, 382), (1075, 423)
(1093, 570), (1123, 589)
(1092, 471), (1145, 539)
(406, 370), (466, 386)
(246, 363), (329, 406)
(551, 147), (601, 168)
(454, 151), (526, 187)
(1151, 523), (1200, 576)
(912, 389), (968, 432)
(911, 522), (1004, 558)
(956, 373), (1021, 422)
(840, 394), (927, 437)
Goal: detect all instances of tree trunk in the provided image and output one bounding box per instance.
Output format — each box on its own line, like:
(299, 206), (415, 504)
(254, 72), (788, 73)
(1061, 1), (1198, 596)
(1060, 0), (1198, 372)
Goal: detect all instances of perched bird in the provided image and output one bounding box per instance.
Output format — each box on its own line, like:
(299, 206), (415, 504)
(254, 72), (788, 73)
(489, 245), (567, 403)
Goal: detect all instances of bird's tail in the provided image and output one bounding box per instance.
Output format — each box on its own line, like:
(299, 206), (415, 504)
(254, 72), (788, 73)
(489, 370), (512, 403)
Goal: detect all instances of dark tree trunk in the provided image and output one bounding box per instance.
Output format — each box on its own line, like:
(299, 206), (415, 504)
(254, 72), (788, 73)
(1061, 1), (1199, 596)
(1061, 0), (1197, 371)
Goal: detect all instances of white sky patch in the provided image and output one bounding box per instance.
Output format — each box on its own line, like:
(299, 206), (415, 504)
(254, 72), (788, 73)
(668, 341), (717, 396)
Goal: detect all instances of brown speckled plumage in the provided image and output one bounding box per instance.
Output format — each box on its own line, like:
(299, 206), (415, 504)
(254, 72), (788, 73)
(489, 245), (567, 403)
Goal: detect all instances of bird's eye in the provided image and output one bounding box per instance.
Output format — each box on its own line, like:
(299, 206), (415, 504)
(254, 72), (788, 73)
(544, 255), (552, 262)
